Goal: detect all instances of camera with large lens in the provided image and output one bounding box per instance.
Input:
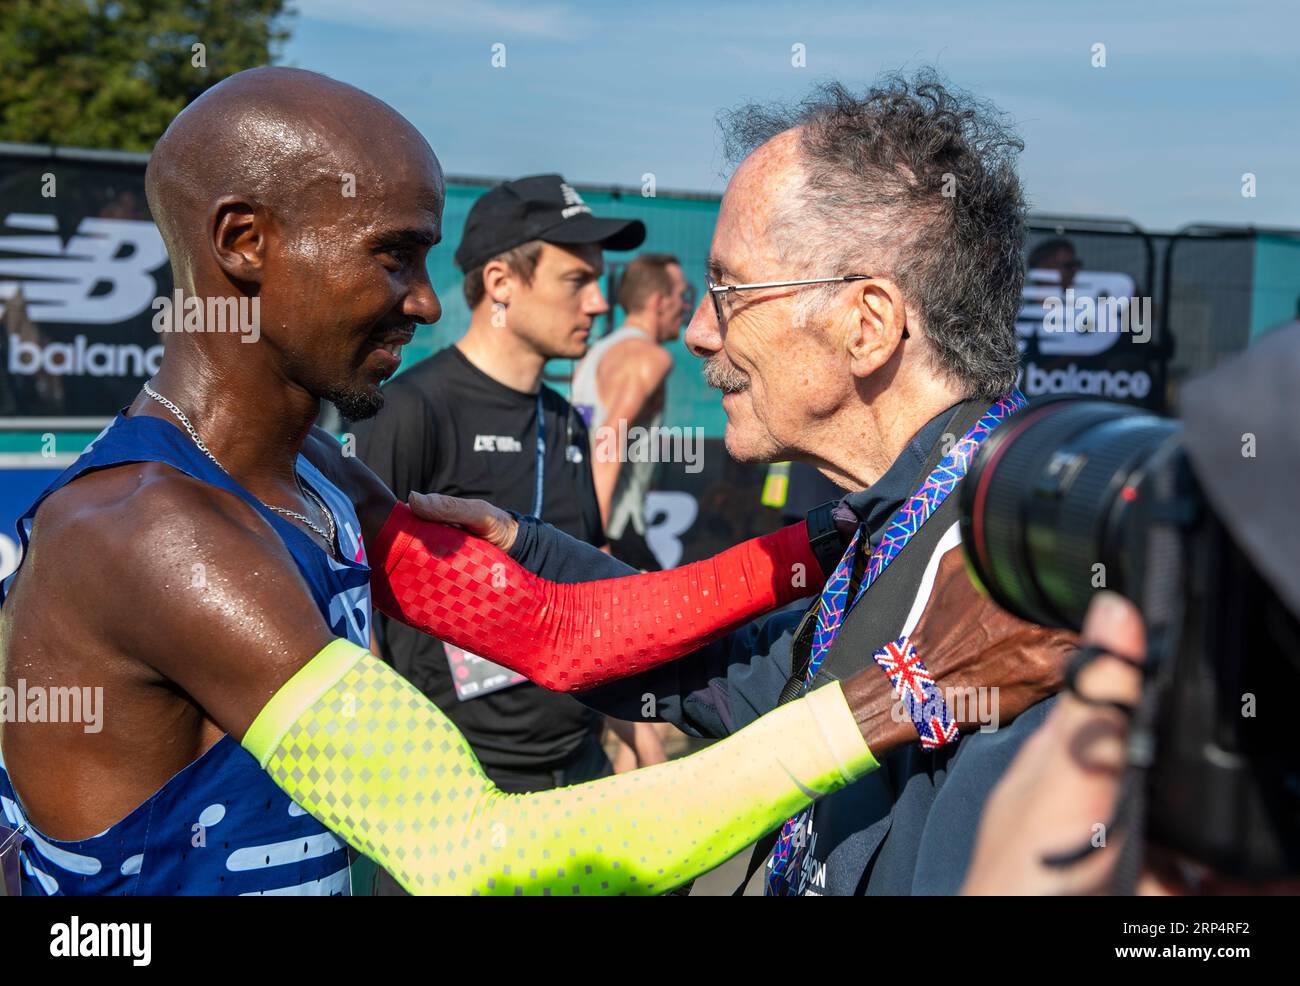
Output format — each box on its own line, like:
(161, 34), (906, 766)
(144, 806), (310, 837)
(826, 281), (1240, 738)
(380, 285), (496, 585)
(960, 397), (1300, 879)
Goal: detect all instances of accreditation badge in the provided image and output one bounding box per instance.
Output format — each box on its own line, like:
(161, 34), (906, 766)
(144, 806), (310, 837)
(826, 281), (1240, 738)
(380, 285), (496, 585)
(443, 642), (527, 701)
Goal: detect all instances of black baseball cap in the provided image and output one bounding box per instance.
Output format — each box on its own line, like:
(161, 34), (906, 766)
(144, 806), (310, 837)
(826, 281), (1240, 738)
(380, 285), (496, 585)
(454, 173), (646, 273)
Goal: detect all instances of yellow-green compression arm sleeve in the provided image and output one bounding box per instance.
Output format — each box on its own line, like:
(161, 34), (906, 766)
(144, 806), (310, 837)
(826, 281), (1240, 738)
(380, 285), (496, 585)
(242, 638), (878, 895)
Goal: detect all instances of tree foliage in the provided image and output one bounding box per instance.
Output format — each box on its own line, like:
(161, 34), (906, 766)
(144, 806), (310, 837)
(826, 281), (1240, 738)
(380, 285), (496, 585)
(0, 0), (295, 151)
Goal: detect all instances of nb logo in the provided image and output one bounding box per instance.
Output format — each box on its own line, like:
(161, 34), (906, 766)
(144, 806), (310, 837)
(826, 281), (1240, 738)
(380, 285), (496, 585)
(1017, 269), (1139, 357)
(0, 214), (168, 324)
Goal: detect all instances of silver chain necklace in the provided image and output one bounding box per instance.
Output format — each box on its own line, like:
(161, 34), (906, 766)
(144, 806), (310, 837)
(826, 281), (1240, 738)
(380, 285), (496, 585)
(141, 381), (337, 553)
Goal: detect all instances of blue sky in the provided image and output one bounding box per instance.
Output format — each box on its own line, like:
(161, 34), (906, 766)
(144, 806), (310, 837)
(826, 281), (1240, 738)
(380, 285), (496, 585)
(284, 0), (1299, 233)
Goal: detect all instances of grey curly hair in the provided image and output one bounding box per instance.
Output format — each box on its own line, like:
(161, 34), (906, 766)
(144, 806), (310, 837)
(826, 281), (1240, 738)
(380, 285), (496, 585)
(719, 70), (1026, 400)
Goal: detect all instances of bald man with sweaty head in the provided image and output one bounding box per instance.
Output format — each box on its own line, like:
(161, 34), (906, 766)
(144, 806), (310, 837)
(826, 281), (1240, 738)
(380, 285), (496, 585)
(0, 68), (926, 895)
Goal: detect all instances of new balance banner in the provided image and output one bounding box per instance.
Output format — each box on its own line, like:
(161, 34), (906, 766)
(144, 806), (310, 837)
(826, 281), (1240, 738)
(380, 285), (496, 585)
(0, 150), (171, 419)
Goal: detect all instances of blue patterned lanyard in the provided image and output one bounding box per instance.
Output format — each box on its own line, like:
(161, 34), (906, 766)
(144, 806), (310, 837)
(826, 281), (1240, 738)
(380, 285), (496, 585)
(764, 390), (1026, 896)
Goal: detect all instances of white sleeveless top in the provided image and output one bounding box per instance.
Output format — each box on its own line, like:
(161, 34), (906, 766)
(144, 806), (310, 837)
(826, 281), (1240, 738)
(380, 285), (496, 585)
(571, 324), (663, 538)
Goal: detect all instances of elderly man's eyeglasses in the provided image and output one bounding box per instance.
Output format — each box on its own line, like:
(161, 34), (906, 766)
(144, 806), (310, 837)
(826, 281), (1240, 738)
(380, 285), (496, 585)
(705, 273), (871, 325)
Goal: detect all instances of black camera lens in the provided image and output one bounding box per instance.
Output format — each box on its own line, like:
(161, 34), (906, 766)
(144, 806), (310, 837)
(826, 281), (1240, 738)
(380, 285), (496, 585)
(960, 399), (1179, 630)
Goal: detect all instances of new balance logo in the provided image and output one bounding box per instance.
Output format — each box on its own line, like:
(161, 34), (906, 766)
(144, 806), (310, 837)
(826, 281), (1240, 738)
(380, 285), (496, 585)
(0, 214), (168, 324)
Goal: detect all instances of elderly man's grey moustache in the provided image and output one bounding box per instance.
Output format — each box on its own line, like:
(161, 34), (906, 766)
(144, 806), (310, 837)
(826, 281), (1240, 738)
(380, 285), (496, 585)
(703, 355), (750, 394)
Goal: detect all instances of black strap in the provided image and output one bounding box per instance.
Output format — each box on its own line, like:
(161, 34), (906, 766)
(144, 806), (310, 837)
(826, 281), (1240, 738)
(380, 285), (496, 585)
(916, 399), (988, 483)
(735, 830), (781, 895)
(778, 604), (822, 706)
(804, 498), (845, 579)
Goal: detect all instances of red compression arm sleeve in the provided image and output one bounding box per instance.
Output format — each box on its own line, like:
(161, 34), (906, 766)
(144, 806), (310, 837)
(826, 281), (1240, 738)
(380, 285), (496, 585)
(369, 503), (823, 692)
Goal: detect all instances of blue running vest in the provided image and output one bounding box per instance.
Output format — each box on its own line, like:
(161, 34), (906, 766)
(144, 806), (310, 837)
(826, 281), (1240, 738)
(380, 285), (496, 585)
(0, 411), (371, 895)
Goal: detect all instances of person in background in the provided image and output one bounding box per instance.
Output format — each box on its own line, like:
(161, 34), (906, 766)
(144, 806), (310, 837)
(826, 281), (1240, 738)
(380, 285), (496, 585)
(1026, 237), (1082, 291)
(769, 461), (845, 527)
(351, 175), (665, 895)
(571, 252), (688, 570)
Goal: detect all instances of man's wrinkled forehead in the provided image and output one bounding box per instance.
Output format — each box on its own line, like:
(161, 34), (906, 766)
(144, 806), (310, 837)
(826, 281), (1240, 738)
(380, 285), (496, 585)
(715, 130), (804, 268)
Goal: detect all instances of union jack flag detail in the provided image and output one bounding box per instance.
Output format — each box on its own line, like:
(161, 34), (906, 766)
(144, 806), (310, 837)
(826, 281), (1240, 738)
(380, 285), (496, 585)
(873, 636), (960, 751)
(875, 637), (933, 702)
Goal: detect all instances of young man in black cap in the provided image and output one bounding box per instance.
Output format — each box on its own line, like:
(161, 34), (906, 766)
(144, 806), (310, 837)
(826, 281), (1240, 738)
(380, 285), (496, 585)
(352, 176), (667, 892)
